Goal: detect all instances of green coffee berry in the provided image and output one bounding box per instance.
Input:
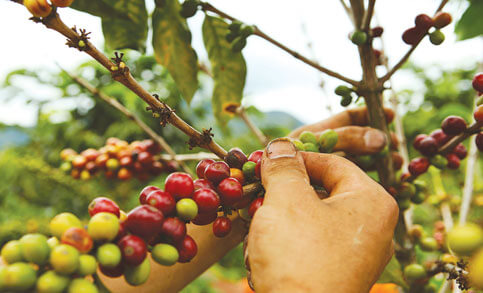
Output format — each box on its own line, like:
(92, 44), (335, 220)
(398, 198), (411, 211)
(292, 140), (305, 151)
(398, 182), (416, 199)
(430, 154), (447, 169)
(340, 94), (353, 106)
(180, 0), (198, 18)
(303, 143), (318, 152)
(411, 191), (425, 204)
(299, 131), (317, 145)
(319, 129), (338, 153)
(334, 85), (352, 96)
(350, 30), (367, 45)
(429, 29), (445, 45)
(242, 161), (256, 178)
(419, 237), (438, 251)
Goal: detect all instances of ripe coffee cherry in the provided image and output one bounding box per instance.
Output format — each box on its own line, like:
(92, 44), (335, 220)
(196, 159), (215, 179)
(119, 156), (133, 167)
(118, 167), (133, 180)
(442, 116), (466, 135)
(125, 205), (164, 240)
(402, 27), (425, 45)
(429, 29), (445, 45)
(476, 132), (483, 152)
(204, 162), (230, 184)
(176, 235), (197, 263)
(452, 143), (467, 160)
(61, 227), (93, 253)
(404, 264), (426, 281)
(446, 153), (460, 169)
(418, 136), (438, 156)
(165, 172), (194, 199)
(473, 73), (483, 92)
(71, 155), (87, 169)
(150, 161), (164, 175)
(474, 105), (483, 122)
(176, 198), (198, 221)
(408, 157), (430, 176)
(193, 178), (215, 191)
(218, 177), (243, 206)
(225, 148), (248, 169)
(413, 134), (428, 150)
(193, 188), (220, 214)
(433, 11), (452, 29)
(415, 14), (433, 31)
(161, 217), (187, 243)
(146, 190), (176, 216)
(248, 150), (263, 163)
(192, 211), (218, 226)
(139, 185), (160, 205)
(249, 197), (264, 218)
(118, 235), (147, 266)
(88, 197), (120, 218)
(430, 129), (451, 146)
(370, 26), (383, 37)
(255, 159), (261, 179)
(213, 217), (232, 238)
(138, 152), (154, 166)
(24, 0), (52, 17)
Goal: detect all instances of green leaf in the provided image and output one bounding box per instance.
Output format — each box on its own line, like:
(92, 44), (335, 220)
(377, 256), (408, 289)
(202, 16), (247, 124)
(70, 0), (148, 52)
(152, 0), (198, 104)
(455, 0), (483, 40)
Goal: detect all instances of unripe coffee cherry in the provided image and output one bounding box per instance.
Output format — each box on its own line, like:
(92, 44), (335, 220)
(430, 154), (447, 169)
(334, 85), (352, 96)
(340, 94), (353, 106)
(350, 30), (367, 45)
(24, 0), (52, 18)
(442, 116), (467, 135)
(447, 223), (483, 256)
(303, 142), (318, 152)
(212, 217), (232, 237)
(433, 12), (452, 29)
(299, 131), (317, 144)
(176, 198), (198, 221)
(180, 0), (198, 18)
(319, 129), (338, 153)
(404, 264), (427, 281)
(152, 243), (179, 266)
(473, 73), (483, 92)
(224, 148), (248, 169)
(419, 237), (438, 251)
(429, 30), (445, 45)
(398, 182), (416, 199)
(415, 14), (433, 31)
(408, 157), (430, 176)
(469, 249), (483, 290)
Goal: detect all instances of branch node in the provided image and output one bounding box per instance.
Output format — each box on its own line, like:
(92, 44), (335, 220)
(110, 52), (129, 78)
(65, 26), (91, 51)
(187, 128), (214, 150)
(146, 98), (175, 127)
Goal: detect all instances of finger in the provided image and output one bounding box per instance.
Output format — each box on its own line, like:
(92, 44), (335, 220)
(289, 107), (394, 138)
(328, 126), (387, 155)
(300, 152), (385, 196)
(260, 138), (320, 207)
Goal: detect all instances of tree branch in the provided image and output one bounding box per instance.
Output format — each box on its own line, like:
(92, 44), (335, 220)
(35, 12), (227, 159)
(438, 121), (482, 154)
(61, 68), (193, 175)
(159, 152), (218, 161)
(379, 0), (449, 83)
(236, 106), (269, 146)
(199, 2), (360, 87)
(361, 0), (376, 31)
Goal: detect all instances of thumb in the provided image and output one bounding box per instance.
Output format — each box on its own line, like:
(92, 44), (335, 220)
(261, 138), (319, 207)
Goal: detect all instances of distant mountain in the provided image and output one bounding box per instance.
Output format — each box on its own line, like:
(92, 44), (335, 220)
(0, 126), (30, 149)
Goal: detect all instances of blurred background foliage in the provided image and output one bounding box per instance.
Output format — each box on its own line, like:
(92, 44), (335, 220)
(0, 54), (481, 291)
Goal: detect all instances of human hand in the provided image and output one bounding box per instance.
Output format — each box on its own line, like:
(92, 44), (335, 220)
(246, 138), (399, 292)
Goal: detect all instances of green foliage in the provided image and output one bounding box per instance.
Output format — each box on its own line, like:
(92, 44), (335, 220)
(202, 16), (247, 125)
(377, 256), (407, 289)
(152, 0), (199, 103)
(455, 0), (483, 40)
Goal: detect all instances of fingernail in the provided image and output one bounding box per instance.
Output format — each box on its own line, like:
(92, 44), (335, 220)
(364, 129), (386, 150)
(267, 138), (297, 159)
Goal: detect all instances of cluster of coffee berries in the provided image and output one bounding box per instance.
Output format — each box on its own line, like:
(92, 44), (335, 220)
(334, 85), (357, 106)
(179, 0), (200, 18)
(402, 12), (452, 46)
(23, 0), (73, 18)
(225, 21), (254, 53)
(291, 130), (339, 153)
(59, 138), (176, 181)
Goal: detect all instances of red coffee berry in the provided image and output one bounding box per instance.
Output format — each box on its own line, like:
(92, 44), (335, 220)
(370, 26), (384, 37)
(452, 144), (467, 160)
(419, 136), (438, 156)
(125, 205), (164, 240)
(433, 12), (452, 29)
(193, 179), (215, 191)
(248, 150), (264, 163)
(476, 132), (483, 152)
(446, 153), (460, 169)
(195, 159), (215, 179)
(161, 217), (187, 243)
(146, 190), (176, 216)
(165, 172), (194, 199)
(441, 116), (467, 136)
(192, 188), (220, 214)
(117, 168), (132, 180)
(143, 139), (161, 154)
(85, 161), (97, 174)
(118, 235), (147, 266)
(248, 197), (264, 218)
(115, 221), (128, 241)
(176, 235), (197, 263)
(217, 177), (243, 206)
(413, 134), (428, 150)
(415, 14), (433, 31)
(402, 27), (425, 45)
(212, 217), (232, 238)
(408, 157), (430, 176)
(139, 185), (160, 205)
(88, 197), (120, 218)
(149, 161), (164, 175)
(119, 156), (133, 167)
(192, 211), (218, 226)
(392, 153), (404, 170)
(224, 148), (248, 169)
(473, 73), (483, 92)
(430, 129), (452, 147)
(474, 105), (483, 122)
(233, 194), (253, 209)
(82, 148), (99, 162)
(138, 151), (153, 166)
(204, 162), (230, 184)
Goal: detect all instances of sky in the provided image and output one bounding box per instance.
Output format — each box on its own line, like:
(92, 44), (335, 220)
(0, 0), (481, 127)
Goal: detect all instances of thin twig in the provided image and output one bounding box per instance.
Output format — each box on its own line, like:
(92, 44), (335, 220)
(236, 106), (269, 146)
(199, 2), (360, 87)
(61, 68), (193, 175)
(379, 0), (449, 83)
(362, 0), (376, 31)
(31, 11), (227, 159)
(339, 0), (354, 24)
(159, 152), (218, 161)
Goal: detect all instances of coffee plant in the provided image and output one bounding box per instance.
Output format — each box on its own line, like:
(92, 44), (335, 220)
(0, 0), (482, 292)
